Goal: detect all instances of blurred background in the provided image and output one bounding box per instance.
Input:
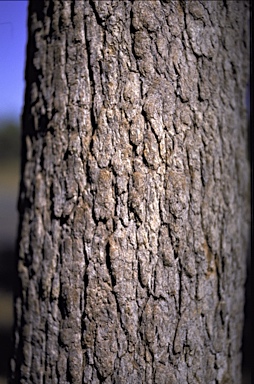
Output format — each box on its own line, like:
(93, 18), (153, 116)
(0, 1), (251, 384)
(0, 1), (27, 383)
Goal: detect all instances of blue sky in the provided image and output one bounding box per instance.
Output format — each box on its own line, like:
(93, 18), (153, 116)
(0, 0), (28, 123)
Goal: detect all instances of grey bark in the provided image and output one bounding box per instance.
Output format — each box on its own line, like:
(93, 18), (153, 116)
(10, 1), (250, 383)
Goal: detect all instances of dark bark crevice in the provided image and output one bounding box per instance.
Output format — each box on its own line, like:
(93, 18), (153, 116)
(10, 1), (250, 383)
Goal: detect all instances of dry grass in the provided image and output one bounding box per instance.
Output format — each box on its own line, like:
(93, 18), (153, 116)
(0, 160), (20, 191)
(0, 293), (13, 328)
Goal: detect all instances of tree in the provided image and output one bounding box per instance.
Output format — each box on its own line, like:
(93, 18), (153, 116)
(10, 1), (250, 383)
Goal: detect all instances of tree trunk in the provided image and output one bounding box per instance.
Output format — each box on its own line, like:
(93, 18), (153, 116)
(11, 1), (250, 383)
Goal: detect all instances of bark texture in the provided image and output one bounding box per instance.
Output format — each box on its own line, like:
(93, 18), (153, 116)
(11, 1), (250, 383)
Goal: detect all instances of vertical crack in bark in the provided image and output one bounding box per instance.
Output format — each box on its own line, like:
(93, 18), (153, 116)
(84, 16), (97, 144)
(10, 0), (250, 383)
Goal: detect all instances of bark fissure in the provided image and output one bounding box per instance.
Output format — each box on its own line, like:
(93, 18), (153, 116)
(11, 0), (249, 383)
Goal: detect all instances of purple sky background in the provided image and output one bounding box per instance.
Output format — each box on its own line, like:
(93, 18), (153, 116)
(0, 0), (28, 123)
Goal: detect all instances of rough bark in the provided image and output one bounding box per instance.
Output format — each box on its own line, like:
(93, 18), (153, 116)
(11, 1), (250, 383)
